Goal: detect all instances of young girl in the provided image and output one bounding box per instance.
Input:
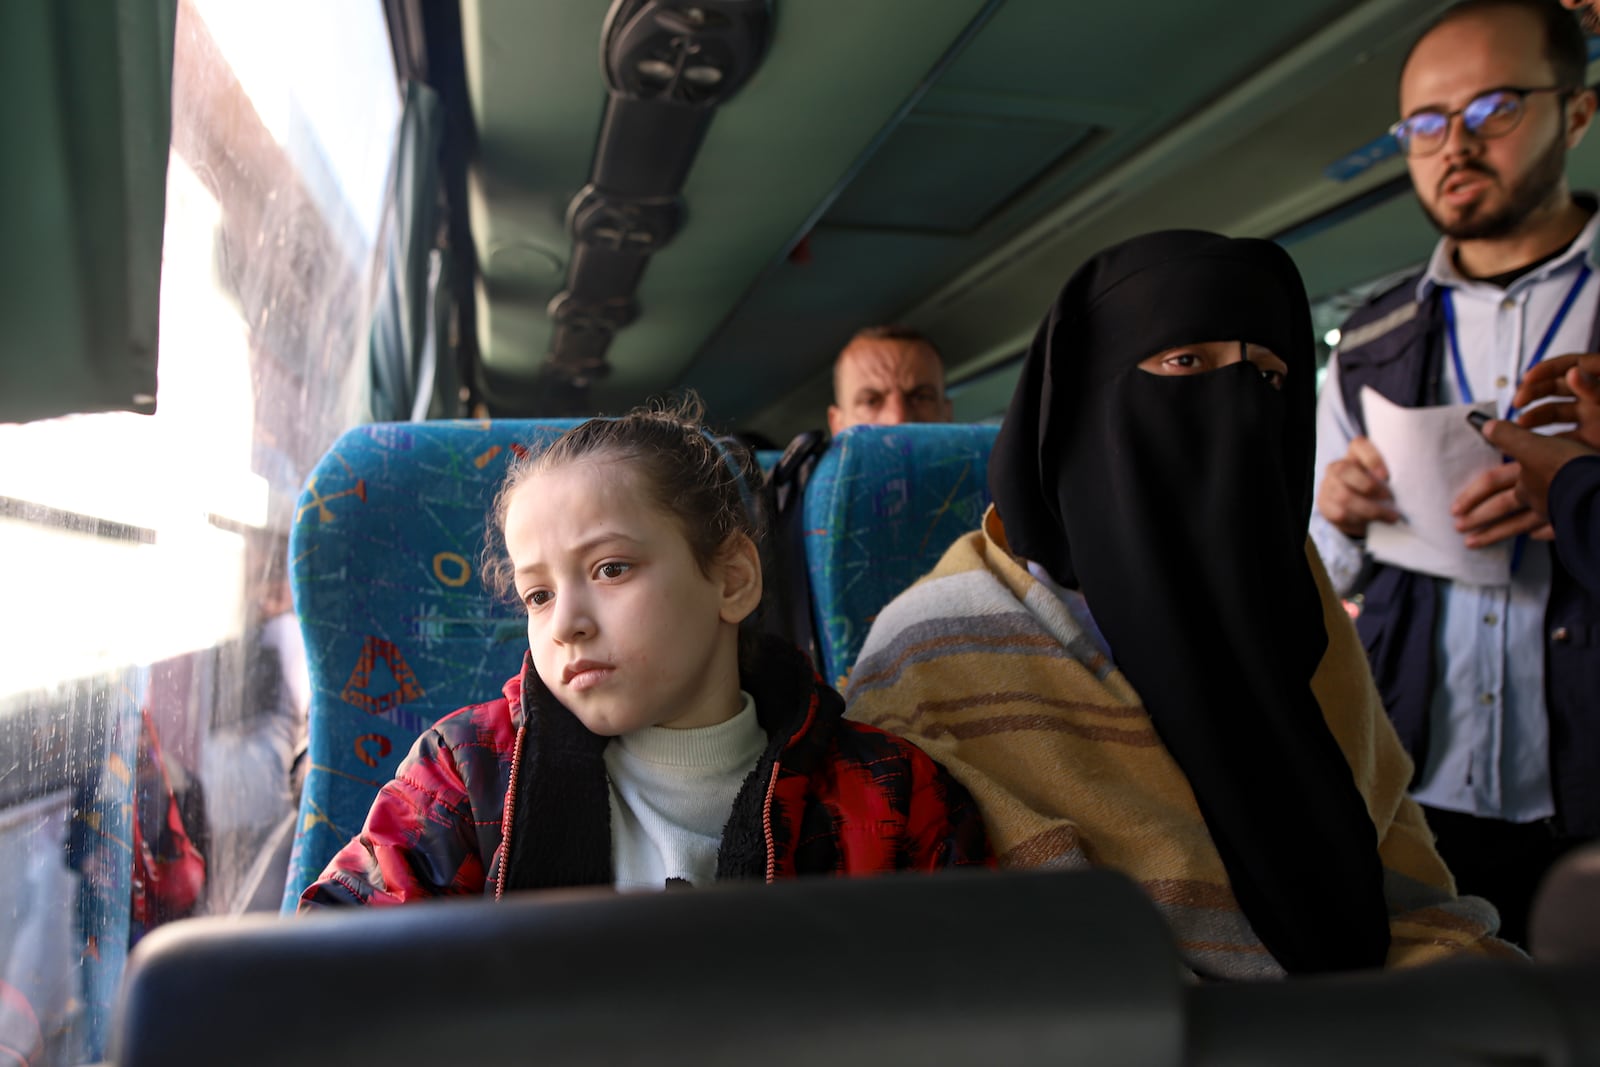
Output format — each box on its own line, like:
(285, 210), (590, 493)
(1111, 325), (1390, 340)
(301, 399), (988, 905)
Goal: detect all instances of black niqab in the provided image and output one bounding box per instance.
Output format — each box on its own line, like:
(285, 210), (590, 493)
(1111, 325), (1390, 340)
(990, 230), (1390, 974)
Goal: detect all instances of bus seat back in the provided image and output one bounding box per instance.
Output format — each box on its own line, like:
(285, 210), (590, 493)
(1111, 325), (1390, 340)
(118, 869), (1189, 1067)
(802, 423), (998, 690)
(280, 419), (578, 911)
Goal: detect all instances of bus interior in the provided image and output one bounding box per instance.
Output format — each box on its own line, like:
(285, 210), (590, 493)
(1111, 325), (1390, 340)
(3, 0), (1599, 1064)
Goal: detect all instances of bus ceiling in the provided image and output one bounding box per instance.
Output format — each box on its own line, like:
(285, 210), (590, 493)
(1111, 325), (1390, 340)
(17, 2), (1600, 433)
(411, 0), (1485, 436)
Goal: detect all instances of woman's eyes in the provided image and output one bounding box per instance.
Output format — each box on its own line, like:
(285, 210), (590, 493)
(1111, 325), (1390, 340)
(595, 561), (631, 580)
(1160, 352), (1285, 387)
(1163, 352), (1205, 372)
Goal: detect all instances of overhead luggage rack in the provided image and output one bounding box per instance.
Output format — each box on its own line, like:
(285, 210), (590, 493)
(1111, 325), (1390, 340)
(545, 0), (774, 385)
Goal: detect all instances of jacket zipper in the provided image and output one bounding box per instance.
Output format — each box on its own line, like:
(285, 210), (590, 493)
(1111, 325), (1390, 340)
(495, 723), (527, 901)
(761, 763), (781, 883)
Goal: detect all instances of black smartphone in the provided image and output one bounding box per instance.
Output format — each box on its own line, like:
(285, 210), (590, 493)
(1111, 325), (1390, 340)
(1466, 410), (1491, 432)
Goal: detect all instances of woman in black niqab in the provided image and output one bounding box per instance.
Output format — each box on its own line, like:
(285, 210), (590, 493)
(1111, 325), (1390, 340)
(989, 229), (1391, 974)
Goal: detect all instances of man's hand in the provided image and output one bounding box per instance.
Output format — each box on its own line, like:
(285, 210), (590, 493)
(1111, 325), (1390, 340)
(1478, 418), (1598, 520)
(1452, 461), (1552, 546)
(1316, 436), (1400, 538)
(1513, 352), (1600, 449)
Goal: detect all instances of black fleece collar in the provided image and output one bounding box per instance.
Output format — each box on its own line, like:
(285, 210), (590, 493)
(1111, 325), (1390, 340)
(499, 635), (840, 893)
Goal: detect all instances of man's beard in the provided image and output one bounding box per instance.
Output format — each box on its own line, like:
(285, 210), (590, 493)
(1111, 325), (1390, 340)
(1578, 6), (1600, 34)
(1421, 129), (1568, 240)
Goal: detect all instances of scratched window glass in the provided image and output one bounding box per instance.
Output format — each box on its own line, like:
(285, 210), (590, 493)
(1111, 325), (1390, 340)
(0, 2), (397, 1062)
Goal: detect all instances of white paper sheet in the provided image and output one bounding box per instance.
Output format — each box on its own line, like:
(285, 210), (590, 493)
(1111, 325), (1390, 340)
(1359, 386), (1510, 586)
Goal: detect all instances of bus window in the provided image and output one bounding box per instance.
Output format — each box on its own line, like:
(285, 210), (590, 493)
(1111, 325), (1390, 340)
(0, 2), (397, 1062)
(11, 0), (1600, 1062)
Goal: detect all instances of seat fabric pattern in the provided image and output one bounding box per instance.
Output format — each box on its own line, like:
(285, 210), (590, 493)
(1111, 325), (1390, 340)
(802, 423), (998, 690)
(279, 420), (577, 910)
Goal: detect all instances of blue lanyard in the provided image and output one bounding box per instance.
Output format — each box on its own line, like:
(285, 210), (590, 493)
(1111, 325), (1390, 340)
(1440, 261), (1591, 575)
(1440, 262), (1592, 419)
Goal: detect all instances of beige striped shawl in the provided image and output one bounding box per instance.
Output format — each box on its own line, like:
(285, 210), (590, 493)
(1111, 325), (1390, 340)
(845, 506), (1518, 979)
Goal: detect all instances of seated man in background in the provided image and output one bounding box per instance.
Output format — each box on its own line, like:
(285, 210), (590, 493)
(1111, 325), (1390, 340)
(827, 325), (953, 433)
(764, 326), (957, 663)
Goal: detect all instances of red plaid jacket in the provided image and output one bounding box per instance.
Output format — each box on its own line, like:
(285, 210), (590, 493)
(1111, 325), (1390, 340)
(301, 636), (989, 906)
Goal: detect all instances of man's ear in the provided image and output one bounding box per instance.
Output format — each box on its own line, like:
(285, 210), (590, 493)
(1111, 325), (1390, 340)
(716, 532), (763, 625)
(1566, 88), (1597, 148)
(827, 404), (846, 436)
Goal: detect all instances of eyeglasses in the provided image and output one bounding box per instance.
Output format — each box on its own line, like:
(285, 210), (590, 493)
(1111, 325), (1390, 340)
(1389, 86), (1573, 157)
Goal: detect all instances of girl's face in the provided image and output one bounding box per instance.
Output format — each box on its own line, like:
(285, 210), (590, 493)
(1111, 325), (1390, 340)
(1137, 340), (1287, 389)
(503, 459), (758, 736)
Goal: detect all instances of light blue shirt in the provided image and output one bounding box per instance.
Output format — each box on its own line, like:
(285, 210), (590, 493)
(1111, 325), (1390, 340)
(1311, 207), (1600, 823)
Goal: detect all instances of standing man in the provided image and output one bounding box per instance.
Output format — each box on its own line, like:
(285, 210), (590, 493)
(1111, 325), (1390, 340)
(827, 325), (954, 433)
(1312, 0), (1600, 944)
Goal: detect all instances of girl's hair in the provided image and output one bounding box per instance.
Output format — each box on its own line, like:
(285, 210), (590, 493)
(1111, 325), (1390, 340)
(481, 393), (766, 609)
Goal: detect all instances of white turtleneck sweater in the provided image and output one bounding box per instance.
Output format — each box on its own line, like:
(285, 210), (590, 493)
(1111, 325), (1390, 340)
(604, 691), (766, 890)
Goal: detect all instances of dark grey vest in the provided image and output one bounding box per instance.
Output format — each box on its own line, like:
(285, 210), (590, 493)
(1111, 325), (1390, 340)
(1336, 276), (1600, 836)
